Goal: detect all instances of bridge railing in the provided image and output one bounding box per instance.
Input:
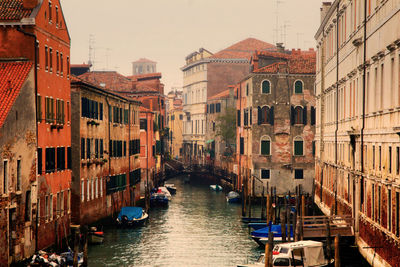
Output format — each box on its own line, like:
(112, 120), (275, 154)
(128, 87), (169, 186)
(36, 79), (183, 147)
(300, 215), (354, 238)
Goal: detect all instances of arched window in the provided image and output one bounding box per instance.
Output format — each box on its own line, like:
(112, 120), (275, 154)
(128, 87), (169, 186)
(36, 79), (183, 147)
(260, 136), (271, 155)
(291, 106), (307, 125)
(294, 80), (303, 94)
(258, 106), (274, 125)
(294, 136), (304, 156)
(261, 80), (271, 94)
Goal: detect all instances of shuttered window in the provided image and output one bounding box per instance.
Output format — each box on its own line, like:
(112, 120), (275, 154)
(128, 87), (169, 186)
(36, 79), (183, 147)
(294, 139), (303, 156)
(294, 80), (303, 94)
(261, 140), (270, 155)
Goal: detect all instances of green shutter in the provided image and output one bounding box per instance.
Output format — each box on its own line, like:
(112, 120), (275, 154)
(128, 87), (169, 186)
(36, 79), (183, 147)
(294, 140), (303, 155)
(295, 81), (303, 94)
(261, 140), (270, 155)
(262, 81), (270, 94)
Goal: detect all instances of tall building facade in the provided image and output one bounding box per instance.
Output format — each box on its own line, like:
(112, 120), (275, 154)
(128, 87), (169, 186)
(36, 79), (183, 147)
(315, 1), (400, 265)
(236, 50), (316, 195)
(0, 0), (72, 257)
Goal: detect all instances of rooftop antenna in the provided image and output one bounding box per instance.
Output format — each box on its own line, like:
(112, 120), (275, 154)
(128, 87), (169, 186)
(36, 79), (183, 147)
(296, 33), (304, 49)
(273, 0), (284, 44)
(88, 34), (95, 69)
(105, 48), (111, 70)
(281, 21), (290, 47)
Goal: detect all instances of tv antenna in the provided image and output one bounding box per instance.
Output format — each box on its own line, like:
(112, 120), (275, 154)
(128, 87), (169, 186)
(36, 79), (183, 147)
(273, 0), (284, 44)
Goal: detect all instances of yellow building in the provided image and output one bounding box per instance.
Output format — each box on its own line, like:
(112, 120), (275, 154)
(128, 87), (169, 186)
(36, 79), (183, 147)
(168, 106), (184, 159)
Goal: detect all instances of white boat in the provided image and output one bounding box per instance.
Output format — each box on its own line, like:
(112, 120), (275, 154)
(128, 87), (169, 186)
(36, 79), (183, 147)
(237, 240), (334, 267)
(158, 186), (172, 200)
(88, 227), (104, 244)
(210, 185), (223, 191)
(164, 183), (177, 194)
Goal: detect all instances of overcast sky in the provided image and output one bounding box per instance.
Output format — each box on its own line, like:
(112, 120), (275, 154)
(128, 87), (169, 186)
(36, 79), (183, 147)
(61, 0), (323, 92)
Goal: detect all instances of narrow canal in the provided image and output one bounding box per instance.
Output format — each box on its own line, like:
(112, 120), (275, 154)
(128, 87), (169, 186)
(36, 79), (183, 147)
(88, 176), (370, 267)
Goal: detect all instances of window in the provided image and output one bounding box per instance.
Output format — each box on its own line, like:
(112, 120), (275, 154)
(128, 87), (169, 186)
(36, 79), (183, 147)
(45, 148), (56, 173)
(100, 178), (103, 197)
(240, 137), (244, 155)
(38, 148), (42, 175)
(261, 80), (271, 94)
(237, 110), (241, 126)
(81, 181), (84, 202)
(294, 80), (303, 94)
(67, 147), (71, 169)
(91, 178), (94, 200)
(244, 109), (249, 126)
(56, 51), (59, 74)
(388, 189), (392, 231)
(67, 56), (70, 78)
(25, 191), (31, 222)
(397, 147), (399, 175)
(87, 179), (90, 201)
(16, 159), (21, 191)
(179, 114), (183, 120)
(246, 84), (249, 96)
(86, 138), (91, 159)
(311, 106), (316, 125)
(37, 95), (42, 122)
(261, 136), (271, 155)
(49, 48), (53, 72)
(291, 106), (307, 125)
(57, 147), (65, 171)
(258, 106), (274, 125)
(56, 99), (64, 124)
(274, 258), (290, 266)
(294, 169), (304, 179)
(396, 192), (399, 236)
(95, 139), (99, 158)
(312, 141), (316, 156)
(45, 97), (54, 123)
(60, 53), (63, 75)
(45, 46), (48, 71)
(100, 139), (104, 158)
(3, 160), (8, 194)
(389, 147), (392, 173)
(140, 119), (147, 130)
(216, 103), (221, 113)
(48, 1), (52, 22)
(294, 136), (304, 156)
(81, 138), (85, 159)
(261, 169), (270, 179)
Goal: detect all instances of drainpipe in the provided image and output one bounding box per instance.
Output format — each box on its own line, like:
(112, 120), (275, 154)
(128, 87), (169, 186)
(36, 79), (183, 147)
(105, 97), (112, 216)
(238, 84), (242, 192)
(334, 2), (340, 215)
(359, 0), (368, 233)
(17, 25), (39, 253)
(128, 103), (131, 204)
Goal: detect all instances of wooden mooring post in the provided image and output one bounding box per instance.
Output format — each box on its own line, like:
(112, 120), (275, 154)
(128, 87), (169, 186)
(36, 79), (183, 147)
(261, 187), (266, 220)
(326, 219), (332, 264)
(73, 228), (80, 267)
(264, 232), (274, 267)
(335, 234), (341, 267)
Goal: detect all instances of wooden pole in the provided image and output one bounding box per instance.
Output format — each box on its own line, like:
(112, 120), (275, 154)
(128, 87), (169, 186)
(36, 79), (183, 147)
(301, 195), (306, 217)
(335, 234), (341, 267)
(241, 184), (245, 217)
(261, 187), (266, 220)
(83, 227), (88, 267)
(73, 228), (80, 267)
(293, 209), (297, 242)
(265, 232), (274, 267)
(266, 194), (271, 223)
(280, 211), (286, 243)
(326, 219), (332, 264)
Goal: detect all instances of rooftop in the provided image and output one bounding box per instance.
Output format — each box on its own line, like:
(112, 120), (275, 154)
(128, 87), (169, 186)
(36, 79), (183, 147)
(211, 38), (276, 60)
(0, 61), (33, 128)
(132, 58), (156, 64)
(78, 71), (133, 92)
(0, 0), (36, 21)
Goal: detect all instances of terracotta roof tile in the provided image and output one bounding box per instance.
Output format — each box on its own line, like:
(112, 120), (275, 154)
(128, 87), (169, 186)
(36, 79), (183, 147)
(127, 72), (162, 81)
(78, 71), (133, 92)
(208, 87), (237, 100)
(0, 0), (35, 21)
(0, 61), (33, 128)
(211, 38), (276, 60)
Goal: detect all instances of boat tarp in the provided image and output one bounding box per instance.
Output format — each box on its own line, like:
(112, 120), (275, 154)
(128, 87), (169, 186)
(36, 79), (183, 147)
(118, 207), (143, 220)
(251, 224), (293, 238)
(303, 246), (327, 266)
(227, 191), (240, 198)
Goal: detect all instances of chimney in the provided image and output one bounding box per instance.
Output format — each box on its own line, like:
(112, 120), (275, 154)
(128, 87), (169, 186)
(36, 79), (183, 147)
(276, 43), (285, 53)
(320, 2), (332, 23)
(22, 0), (39, 9)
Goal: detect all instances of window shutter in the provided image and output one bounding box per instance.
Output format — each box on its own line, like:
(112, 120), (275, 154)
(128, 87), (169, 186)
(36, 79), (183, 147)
(250, 108), (252, 125)
(294, 140), (303, 155)
(257, 106), (262, 125)
(240, 137), (244, 155)
(290, 106), (295, 125)
(311, 107), (315, 125)
(303, 106), (307, 125)
(237, 110), (241, 127)
(261, 140), (270, 155)
(270, 106), (274, 125)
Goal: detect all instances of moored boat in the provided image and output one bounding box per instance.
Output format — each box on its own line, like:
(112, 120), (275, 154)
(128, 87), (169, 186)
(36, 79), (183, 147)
(88, 227), (104, 244)
(226, 191), (241, 203)
(210, 184), (223, 191)
(164, 183), (177, 194)
(251, 224), (293, 247)
(116, 207), (148, 227)
(150, 192), (169, 206)
(237, 240), (334, 267)
(157, 186), (172, 200)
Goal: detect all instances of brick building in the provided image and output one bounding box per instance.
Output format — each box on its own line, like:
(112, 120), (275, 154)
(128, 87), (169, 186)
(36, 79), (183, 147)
(182, 38), (276, 163)
(205, 86), (237, 170)
(0, 0), (72, 255)
(236, 49), (316, 196)
(0, 61), (37, 265)
(70, 77), (141, 226)
(132, 58), (157, 76)
(315, 1), (400, 265)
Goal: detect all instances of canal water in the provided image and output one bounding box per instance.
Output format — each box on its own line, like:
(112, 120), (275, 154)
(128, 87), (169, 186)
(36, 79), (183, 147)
(88, 176), (370, 267)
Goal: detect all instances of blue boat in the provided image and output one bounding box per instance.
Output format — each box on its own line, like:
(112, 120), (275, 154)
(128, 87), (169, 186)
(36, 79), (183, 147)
(116, 207), (148, 227)
(251, 223), (294, 247)
(248, 222), (268, 230)
(150, 192), (169, 206)
(226, 191), (241, 203)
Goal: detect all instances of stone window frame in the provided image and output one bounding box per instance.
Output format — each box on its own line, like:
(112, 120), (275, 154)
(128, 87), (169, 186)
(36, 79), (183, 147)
(261, 79), (272, 94)
(294, 79), (304, 94)
(293, 136), (304, 156)
(260, 169), (270, 179)
(260, 135), (271, 156)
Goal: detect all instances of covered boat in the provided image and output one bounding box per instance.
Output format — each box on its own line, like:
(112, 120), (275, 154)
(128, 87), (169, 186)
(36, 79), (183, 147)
(251, 224), (293, 247)
(116, 207), (148, 227)
(226, 191), (241, 203)
(88, 227), (104, 244)
(237, 240), (333, 267)
(210, 185), (223, 191)
(164, 183), (177, 194)
(150, 192), (169, 206)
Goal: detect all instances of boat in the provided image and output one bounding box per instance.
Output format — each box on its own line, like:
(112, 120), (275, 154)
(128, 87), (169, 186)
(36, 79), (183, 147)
(150, 192), (169, 206)
(116, 207), (149, 227)
(237, 240), (334, 267)
(210, 185), (223, 191)
(226, 191), (241, 203)
(241, 217), (266, 223)
(248, 222), (268, 230)
(158, 186), (172, 199)
(88, 227), (104, 244)
(251, 224), (293, 247)
(164, 183), (177, 194)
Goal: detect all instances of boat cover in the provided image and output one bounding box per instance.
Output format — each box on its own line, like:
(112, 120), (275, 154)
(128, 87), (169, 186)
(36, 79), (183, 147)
(118, 207), (143, 220)
(227, 191), (240, 198)
(251, 223), (293, 238)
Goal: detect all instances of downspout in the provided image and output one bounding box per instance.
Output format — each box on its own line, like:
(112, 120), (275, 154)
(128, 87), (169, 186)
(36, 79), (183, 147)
(238, 84), (242, 191)
(128, 103), (131, 204)
(105, 97), (112, 216)
(334, 2), (340, 215)
(359, 0), (368, 232)
(17, 25), (39, 253)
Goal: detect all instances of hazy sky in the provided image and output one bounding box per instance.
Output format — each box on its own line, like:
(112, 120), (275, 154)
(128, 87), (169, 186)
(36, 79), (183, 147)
(61, 0), (323, 92)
